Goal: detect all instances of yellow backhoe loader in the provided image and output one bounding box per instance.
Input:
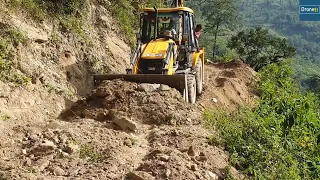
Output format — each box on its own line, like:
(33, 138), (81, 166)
(93, 0), (205, 104)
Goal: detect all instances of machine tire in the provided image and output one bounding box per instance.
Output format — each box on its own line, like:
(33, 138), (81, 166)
(194, 60), (203, 95)
(187, 74), (197, 104)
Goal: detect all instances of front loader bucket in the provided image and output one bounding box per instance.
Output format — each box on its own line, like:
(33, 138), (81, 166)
(93, 74), (189, 102)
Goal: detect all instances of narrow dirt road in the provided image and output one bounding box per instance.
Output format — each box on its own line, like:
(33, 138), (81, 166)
(0, 60), (257, 180)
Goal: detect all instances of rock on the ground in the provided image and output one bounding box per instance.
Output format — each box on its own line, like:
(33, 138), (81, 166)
(126, 171), (155, 180)
(22, 149), (27, 155)
(53, 166), (66, 176)
(112, 115), (137, 132)
(159, 84), (171, 91)
(136, 83), (160, 92)
(187, 146), (197, 156)
(65, 143), (79, 154)
(124, 138), (133, 147)
(206, 171), (219, 180)
(165, 169), (171, 177)
(38, 160), (50, 172)
(198, 152), (207, 161)
(40, 140), (56, 149)
(95, 86), (113, 97)
(159, 154), (170, 162)
(191, 164), (197, 171)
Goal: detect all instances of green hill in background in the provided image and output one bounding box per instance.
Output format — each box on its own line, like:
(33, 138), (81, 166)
(187, 0), (320, 92)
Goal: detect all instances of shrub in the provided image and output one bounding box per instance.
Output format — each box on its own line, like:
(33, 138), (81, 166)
(0, 28), (30, 86)
(205, 61), (320, 179)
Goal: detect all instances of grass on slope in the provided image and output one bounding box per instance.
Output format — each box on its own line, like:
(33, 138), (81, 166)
(205, 61), (320, 179)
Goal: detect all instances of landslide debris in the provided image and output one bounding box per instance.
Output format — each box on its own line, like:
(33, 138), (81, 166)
(60, 79), (202, 127)
(199, 59), (259, 111)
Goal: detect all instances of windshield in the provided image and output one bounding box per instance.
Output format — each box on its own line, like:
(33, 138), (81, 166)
(141, 12), (180, 43)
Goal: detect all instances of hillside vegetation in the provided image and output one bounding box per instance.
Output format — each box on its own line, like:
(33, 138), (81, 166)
(185, 0), (320, 179)
(188, 0), (320, 92)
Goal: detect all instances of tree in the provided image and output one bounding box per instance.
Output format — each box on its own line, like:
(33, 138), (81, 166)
(227, 27), (296, 71)
(200, 0), (237, 60)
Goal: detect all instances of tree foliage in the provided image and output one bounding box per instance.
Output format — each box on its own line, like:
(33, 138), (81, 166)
(228, 27), (296, 71)
(200, 0), (237, 59)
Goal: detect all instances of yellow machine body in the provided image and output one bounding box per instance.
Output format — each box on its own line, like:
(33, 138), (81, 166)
(93, 0), (205, 103)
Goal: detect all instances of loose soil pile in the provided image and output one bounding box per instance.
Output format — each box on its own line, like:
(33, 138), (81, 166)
(199, 59), (259, 111)
(0, 60), (257, 180)
(0, 78), (246, 179)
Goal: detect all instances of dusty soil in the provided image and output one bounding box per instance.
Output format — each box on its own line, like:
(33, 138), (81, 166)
(0, 1), (258, 179)
(0, 79), (247, 180)
(0, 60), (257, 180)
(198, 60), (259, 111)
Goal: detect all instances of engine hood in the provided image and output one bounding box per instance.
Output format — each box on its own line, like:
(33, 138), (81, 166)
(141, 38), (175, 59)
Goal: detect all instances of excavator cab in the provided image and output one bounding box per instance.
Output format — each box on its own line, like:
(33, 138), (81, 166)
(93, 1), (205, 104)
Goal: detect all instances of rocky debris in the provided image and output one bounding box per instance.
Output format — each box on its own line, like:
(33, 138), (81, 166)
(159, 154), (170, 162)
(126, 171), (155, 180)
(206, 171), (219, 180)
(124, 138), (133, 147)
(190, 163), (198, 171)
(22, 149), (27, 155)
(95, 86), (113, 97)
(37, 159), (50, 172)
(165, 169), (171, 177)
(64, 80), (201, 126)
(41, 140), (57, 149)
(20, 128), (76, 160)
(159, 84), (171, 91)
(137, 83), (160, 92)
(197, 152), (208, 161)
(52, 166), (66, 176)
(65, 143), (79, 154)
(187, 146), (197, 156)
(112, 114), (138, 132)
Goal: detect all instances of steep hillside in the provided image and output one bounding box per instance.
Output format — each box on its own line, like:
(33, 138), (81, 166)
(0, 1), (260, 180)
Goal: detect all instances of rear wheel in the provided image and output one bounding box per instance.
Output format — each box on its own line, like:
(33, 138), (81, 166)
(187, 75), (197, 104)
(195, 60), (203, 95)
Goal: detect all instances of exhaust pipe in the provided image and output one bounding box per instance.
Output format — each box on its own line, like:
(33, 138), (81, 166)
(153, 6), (158, 40)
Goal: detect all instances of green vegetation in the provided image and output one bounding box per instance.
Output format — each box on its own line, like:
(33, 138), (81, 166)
(188, 0), (320, 91)
(187, 1), (320, 178)
(0, 28), (30, 86)
(228, 27), (296, 71)
(201, 0), (237, 59)
(79, 144), (104, 163)
(7, 0), (89, 36)
(205, 61), (320, 179)
(108, 0), (163, 46)
(0, 112), (10, 121)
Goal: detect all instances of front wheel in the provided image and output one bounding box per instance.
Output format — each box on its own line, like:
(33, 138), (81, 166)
(187, 75), (197, 104)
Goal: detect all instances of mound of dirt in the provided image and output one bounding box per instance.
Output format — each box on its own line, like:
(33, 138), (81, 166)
(199, 59), (258, 111)
(61, 79), (202, 127)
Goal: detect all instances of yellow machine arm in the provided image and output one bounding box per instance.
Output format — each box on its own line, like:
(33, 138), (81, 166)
(164, 0), (185, 7)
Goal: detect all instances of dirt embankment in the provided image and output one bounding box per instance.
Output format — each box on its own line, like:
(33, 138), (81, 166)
(199, 60), (259, 111)
(1, 79), (245, 180)
(0, 59), (257, 179)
